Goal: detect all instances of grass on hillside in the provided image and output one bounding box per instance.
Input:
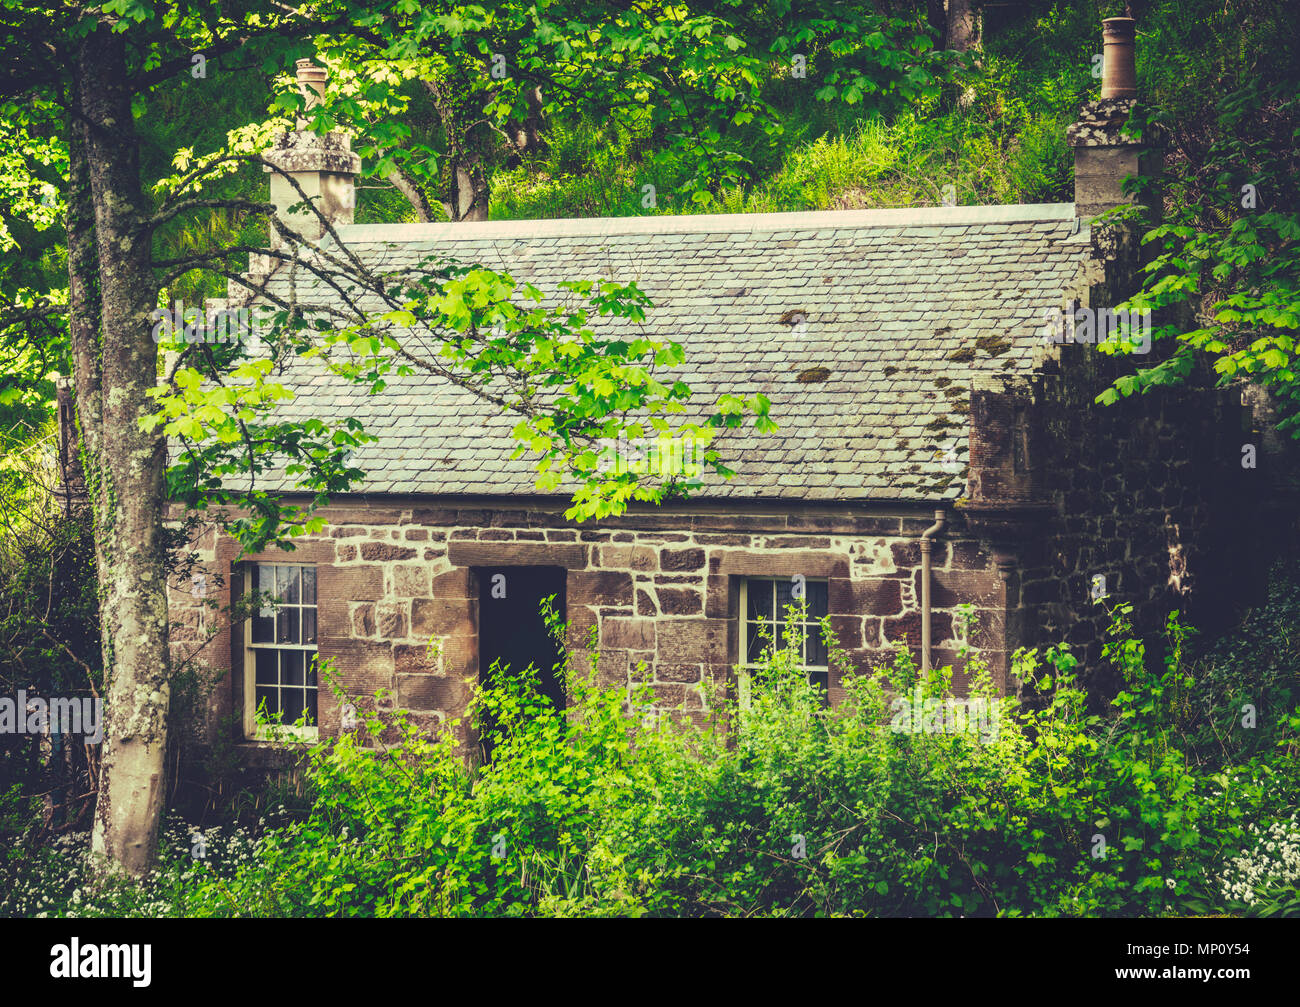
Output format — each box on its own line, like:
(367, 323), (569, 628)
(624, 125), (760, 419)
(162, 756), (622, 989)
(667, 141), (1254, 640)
(488, 52), (1083, 220)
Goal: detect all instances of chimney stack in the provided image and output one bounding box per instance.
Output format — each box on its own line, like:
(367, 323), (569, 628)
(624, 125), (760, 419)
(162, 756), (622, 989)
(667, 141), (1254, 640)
(1067, 17), (1162, 223)
(262, 59), (360, 250)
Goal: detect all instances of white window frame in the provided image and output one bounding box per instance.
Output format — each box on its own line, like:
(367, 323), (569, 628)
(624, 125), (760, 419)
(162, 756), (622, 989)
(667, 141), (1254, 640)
(737, 576), (830, 709)
(244, 562), (319, 741)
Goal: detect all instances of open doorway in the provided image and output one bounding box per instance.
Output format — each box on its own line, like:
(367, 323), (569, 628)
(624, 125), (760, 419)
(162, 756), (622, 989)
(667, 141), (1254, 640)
(476, 566), (567, 759)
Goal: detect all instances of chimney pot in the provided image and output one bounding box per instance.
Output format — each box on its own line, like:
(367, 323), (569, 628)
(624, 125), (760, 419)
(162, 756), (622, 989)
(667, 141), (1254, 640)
(294, 59), (329, 128)
(295, 59), (328, 103)
(1100, 17), (1137, 99)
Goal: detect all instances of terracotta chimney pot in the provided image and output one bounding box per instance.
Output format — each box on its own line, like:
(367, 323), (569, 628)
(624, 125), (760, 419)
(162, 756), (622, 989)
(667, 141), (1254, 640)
(1100, 17), (1137, 99)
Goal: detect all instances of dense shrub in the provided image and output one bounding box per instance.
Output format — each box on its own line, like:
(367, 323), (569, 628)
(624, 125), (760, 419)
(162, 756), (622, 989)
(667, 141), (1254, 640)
(0, 484), (100, 841)
(8, 590), (1294, 919)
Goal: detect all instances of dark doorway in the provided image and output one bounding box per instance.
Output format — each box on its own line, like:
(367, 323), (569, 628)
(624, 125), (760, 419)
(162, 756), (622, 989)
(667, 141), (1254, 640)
(476, 566), (567, 759)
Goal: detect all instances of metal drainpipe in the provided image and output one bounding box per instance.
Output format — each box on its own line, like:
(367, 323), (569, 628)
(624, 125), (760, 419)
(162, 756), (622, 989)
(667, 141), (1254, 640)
(919, 509), (947, 672)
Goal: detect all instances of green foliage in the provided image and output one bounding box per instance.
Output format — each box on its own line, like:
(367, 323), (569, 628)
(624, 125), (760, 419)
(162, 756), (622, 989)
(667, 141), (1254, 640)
(1090, 2), (1300, 422)
(13, 591), (1295, 918)
(3, 0), (1299, 904)
(490, 49), (1073, 219)
(300, 2), (962, 208)
(1182, 560), (1300, 761)
(145, 253), (772, 549)
(0, 498), (100, 833)
(1217, 811), (1300, 914)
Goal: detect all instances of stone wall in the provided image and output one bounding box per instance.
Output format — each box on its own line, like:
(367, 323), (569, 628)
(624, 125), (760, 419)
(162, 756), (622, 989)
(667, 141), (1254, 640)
(1031, 342), (1247, 695)
(965, 329), (1252, 700)
(167, 503), (1009, 753)
(956, 212), (1258, 700)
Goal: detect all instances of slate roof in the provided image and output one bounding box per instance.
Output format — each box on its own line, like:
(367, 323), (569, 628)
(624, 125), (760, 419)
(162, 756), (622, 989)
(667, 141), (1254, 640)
(253, 204), (1088, 502)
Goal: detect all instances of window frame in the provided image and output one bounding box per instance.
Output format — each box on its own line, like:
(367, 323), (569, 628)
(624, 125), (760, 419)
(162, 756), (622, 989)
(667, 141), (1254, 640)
(242, 561), (319, 741)
(737, 576), (830, 709)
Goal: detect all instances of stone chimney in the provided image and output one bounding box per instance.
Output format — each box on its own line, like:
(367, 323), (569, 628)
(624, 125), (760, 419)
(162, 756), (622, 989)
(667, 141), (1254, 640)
(1067, 17), (1163, 222)
(262, 59), (360, 250)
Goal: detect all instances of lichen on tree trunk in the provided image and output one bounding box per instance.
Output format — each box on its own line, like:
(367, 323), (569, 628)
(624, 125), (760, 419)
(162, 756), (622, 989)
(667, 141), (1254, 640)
(69, 27), (172, 879)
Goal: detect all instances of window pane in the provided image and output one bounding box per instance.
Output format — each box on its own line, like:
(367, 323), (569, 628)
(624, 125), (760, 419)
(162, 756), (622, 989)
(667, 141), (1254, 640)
(277, 565), (300, 605)
(281, 650), (304, 686)
(255, 685), (279, 719)
(806, 630), (828, 668)
(251, 613), (275, 644)
(281, 688), (305, 724)
(806, 580), (828, 618)
(276, 606), (299, 645)
(747, 580), (773, 622)
(741, 578), (833, 671)
(247, 562), (318, 735)
(255, 649), (279, 685)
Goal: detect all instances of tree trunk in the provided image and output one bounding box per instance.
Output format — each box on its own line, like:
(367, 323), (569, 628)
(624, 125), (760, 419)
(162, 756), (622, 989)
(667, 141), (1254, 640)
(946, 0), (980, 54)
(71, 27), (172, 878)
(927, 0), (948, 48)
(421, 74), (492, 222)
(443, 161), (490, 221)
(506, 86), (547, 162)
(386, 166), (435, 222)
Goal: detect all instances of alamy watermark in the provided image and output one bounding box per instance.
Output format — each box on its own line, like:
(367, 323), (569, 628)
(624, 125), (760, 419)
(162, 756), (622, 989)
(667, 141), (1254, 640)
(889, 687), (1000, 742)
(50, 940), (150, 987)
(151, 300), (272, 344)
(596, 431), (705, 480)
(1041, 305), (1151, 355)
(0, 691), (104, 744)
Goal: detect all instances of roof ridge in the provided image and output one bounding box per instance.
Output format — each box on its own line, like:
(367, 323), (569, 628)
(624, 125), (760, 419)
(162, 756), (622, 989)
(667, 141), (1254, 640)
(331, 203), (1076, 245)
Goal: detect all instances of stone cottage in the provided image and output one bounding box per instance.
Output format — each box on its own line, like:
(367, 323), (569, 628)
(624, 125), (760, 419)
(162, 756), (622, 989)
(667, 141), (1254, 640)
(165, 19), (1265, 758)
